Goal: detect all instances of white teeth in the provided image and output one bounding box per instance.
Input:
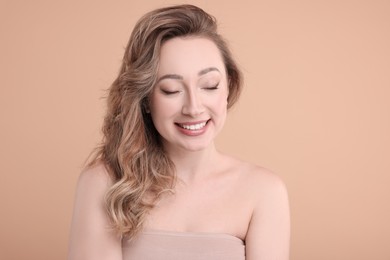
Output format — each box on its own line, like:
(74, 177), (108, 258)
(180, 121), (207, 130)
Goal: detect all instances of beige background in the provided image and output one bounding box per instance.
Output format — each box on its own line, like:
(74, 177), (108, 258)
(1, 0), (389, 259)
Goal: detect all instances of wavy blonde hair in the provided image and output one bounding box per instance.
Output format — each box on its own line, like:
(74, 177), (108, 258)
(89, 4), (242, 239)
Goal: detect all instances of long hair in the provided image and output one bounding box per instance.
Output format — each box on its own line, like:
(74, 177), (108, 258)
(88, 4), (242, 239)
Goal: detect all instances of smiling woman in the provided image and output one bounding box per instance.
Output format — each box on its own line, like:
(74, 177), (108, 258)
(68, 4), (290, 260)
(150, 37), (229, 151)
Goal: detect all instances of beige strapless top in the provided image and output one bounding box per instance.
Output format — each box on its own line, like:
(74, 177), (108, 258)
(122, 230), (245, 260)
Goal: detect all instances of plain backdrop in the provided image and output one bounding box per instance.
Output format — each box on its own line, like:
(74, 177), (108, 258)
(1, 0), (389, 259)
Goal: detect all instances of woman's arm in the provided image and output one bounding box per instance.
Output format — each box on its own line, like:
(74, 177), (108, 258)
(68, 165), (122, 260)
(245, 172), (290, 260)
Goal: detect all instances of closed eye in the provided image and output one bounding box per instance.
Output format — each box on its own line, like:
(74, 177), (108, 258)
(161, 89), (180, 95)
(203, 83), (219, 90)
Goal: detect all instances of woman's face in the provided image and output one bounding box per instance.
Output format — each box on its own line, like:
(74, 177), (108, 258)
(149, 37), (229, 152)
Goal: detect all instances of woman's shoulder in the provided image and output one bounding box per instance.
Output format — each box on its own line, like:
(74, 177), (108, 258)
(223, 154), (287, 200)
(69, 164), (123, 260)
(220, 154), (289, 241)
(77, 163), (114, 192)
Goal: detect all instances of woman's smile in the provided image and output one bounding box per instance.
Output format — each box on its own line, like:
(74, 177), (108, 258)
(175, 120), (211, 136)
(149, 37), (229, 152)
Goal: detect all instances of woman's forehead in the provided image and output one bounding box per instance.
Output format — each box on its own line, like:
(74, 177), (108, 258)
(157, 37), (226, 77)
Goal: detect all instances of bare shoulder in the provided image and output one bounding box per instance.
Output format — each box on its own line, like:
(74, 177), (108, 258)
(72, 163), (114, 213)
(224, 155), (288, 204)
(220, 156), (290, 258)
(69, 163), (123, 260)
(77, 163), (113, 191)
(247, 163), (287, 198)
(227, 155), (286, 187)
(230, 158), (290, 259)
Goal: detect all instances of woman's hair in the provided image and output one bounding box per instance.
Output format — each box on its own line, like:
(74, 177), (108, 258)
(89, 4), (242, 239)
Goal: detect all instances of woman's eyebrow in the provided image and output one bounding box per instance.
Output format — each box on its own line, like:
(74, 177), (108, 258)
(156, 74), (183, 83)
(198, 67), (220, 76)
(157, 67), (221, 83)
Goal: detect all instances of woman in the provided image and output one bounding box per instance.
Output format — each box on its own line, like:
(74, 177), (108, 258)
(68, 4), (290, 260)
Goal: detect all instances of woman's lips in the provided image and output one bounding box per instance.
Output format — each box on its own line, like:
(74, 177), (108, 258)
(175, 120), (210, 136)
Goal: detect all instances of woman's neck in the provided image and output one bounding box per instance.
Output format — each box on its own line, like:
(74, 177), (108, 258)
(164, 143), (221, 183)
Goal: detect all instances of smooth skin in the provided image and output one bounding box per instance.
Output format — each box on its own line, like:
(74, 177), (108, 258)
(68, 37), (290, 260)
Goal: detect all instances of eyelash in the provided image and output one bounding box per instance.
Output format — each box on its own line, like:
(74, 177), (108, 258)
(161, 83), (219, 95)
(203, 83), (219, 90)
(161, 90), (180, 95)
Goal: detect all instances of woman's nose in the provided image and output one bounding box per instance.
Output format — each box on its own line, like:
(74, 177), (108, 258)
(181, 90), (205, 116)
